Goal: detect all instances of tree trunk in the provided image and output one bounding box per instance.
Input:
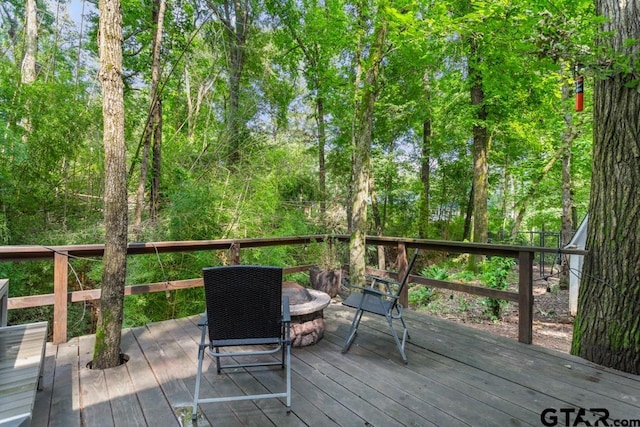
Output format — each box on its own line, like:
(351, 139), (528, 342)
(462, 181), (473, 241)
(133, 0), (165, 236)
(215, 0), (250, 166)
(19, 0), (37, 138)
(21, 0), (37, 84)
(469, 36), (488, 261)
(185, 65), (194, 140)
(419, 84), (432, 239)
(316, 96), (327, 220)
(150, 100), (162, 223)
(469, 40), (487, 244)
(368, 172), (385, 270)
(350, 8), (387, 287)
(571, 0), (640, 374)
(133, 136), (150, 238)
(347, 3), (365, 234)
(93, 0), (127, 370)
(149, 0), (165, 224)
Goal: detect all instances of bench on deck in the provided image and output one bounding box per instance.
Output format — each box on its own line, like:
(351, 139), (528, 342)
(0, 279), (48, 427)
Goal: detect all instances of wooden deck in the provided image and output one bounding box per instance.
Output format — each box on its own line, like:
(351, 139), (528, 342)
(31, 302), (639, 427)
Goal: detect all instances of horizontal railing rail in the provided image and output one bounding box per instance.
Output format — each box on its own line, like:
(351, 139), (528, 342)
(0, 235), (587, 344)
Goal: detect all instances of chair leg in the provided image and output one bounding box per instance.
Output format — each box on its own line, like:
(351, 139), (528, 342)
(192, 344), (205, 420)
(215, 346), (221, 374)
(400, 315), (411, 341)
(386, 313), (409, 364)
(342, 309), (364, 353)
(282, 321), (291, 370)
(192, 320), (209, 420)
(285, 341), (291, 413)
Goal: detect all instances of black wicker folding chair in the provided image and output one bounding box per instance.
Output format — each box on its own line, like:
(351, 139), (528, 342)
(342, 249), (419, 364)
(191, 265), (291, 420)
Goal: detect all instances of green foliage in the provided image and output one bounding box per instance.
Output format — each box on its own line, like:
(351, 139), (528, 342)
(408, 285), (436, 307)
(306, 238), (343, 270)
(480, 257), (515, 321)
(0, 0), (599, 339)
(421, 265), (449, 281)
(451, 269), (477, 282)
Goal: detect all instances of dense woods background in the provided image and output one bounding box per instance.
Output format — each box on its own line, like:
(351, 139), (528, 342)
(5, 0), (638, 373)
(0, 0), (594, 328)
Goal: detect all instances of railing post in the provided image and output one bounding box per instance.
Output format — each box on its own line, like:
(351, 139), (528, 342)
(230, 243), (240, 265)
(53, 251), (68, 344)
(518, 250), (534, 344)
(397, 243), (408, 308)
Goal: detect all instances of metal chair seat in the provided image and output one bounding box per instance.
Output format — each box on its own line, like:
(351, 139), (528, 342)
(342, 250), (419, 364)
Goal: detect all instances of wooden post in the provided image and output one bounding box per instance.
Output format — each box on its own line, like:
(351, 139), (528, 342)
(396, 243), (409, 308)
(518, 250), (534, 344)
(53, 251), (68, 344)
(230, 243), (240, 265)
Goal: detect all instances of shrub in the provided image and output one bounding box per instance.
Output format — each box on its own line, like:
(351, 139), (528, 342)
(408, 285), (436, 307)
(480, 257), (515, 321)
(421, 265), (449, 280)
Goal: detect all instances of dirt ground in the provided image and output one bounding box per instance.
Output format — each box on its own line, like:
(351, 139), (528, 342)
(415, 266), (574, 353)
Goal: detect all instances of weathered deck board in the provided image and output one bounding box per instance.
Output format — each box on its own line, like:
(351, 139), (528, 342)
(30, 302), (639, 427)
(30, 342), (57, 427)
(402, 310), (640, 419)
(78, 334), (114, 427)
(119, 329), (179, 425)
(322, 320), (536, 426)
(47, 338), (81, 427)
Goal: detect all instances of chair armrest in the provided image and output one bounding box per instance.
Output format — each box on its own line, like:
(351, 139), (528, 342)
(350, 285), (397, 300)
(366, 275), (399, 293)
(365, 275), (396, 285)
(282, 296), (291, 323)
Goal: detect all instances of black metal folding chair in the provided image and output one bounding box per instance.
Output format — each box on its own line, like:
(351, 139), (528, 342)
(191, 265), (291, 420)
(342, 249), (419, 364)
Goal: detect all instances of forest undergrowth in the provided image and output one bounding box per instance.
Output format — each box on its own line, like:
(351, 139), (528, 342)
(411, 264), (573, 353)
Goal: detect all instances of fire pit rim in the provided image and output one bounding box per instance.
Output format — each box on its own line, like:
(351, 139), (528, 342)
(286, 288), (330, 316)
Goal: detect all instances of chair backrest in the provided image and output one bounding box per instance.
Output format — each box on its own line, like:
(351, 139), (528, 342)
(202, 265), (283, 342)
(392, 249), (419, 306)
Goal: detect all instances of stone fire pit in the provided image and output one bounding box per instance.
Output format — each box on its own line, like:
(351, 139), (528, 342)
(282, 282), (331, 347)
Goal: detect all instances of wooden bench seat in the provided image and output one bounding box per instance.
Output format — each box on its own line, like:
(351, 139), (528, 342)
(0, 279), (48, 427)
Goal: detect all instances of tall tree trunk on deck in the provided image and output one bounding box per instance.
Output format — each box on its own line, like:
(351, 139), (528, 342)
(93, 0), (127, 370)
(571, 0), (640, 374)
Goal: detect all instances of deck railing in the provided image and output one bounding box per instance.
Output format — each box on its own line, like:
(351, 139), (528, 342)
(0, 235), (585, 345)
